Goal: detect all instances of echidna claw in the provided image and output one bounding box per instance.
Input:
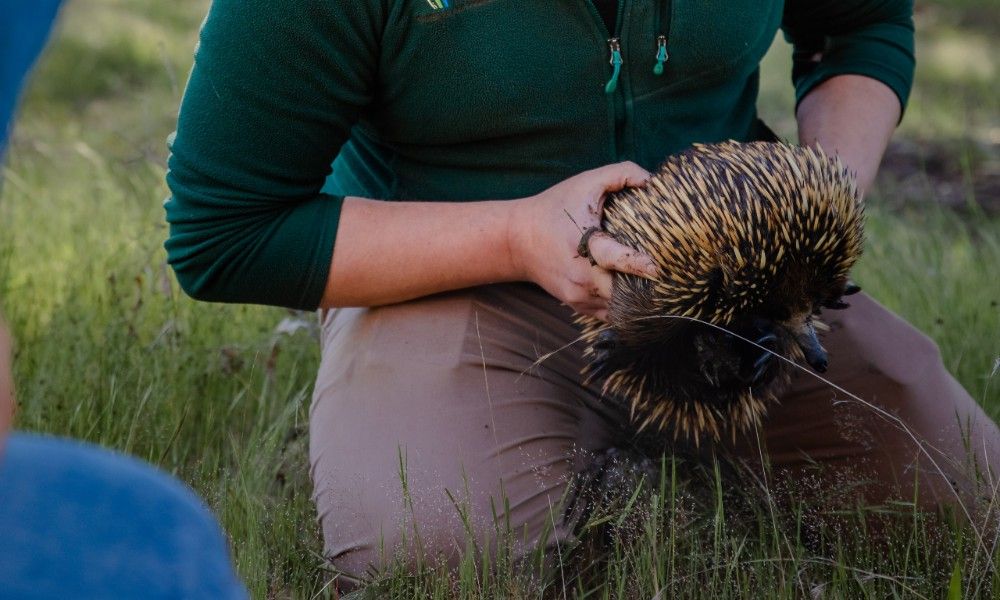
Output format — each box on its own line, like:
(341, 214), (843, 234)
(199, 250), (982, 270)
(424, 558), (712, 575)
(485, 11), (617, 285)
(593, 329), (618, 351)
(586, 329), (621, 383)
(751, 352), (773, 384)
(585, 328), (618, 383)
(703, 369), (721, 388)
(697, 354), (724, 388)
(843, 281), (861, 296)
(823, 299), (850, 310)
(586, 353), (615, 383)
(752, 361), (770, 385)
(755, 332), (778, 347)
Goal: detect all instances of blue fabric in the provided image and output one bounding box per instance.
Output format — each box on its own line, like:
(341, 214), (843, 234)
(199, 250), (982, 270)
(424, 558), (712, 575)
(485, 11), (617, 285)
(0, 0), (62, 156)
(0, 434), (248, 600)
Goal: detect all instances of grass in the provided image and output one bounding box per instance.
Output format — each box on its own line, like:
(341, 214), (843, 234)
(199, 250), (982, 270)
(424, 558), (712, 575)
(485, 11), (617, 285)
(1, 0), (997, 597)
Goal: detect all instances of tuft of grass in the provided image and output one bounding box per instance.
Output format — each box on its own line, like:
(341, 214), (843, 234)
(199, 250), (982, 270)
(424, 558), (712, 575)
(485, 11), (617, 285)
(346, 455), (995, 599)
(27, 33), (165, 107)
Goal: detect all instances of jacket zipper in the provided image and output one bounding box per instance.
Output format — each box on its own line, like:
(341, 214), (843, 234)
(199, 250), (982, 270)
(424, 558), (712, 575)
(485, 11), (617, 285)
(654, 35), (668, 75)
(592, 2), (675, 159)
(583, 1), (628, 160)
(653, 1), (671, 76)
(604, 37), (623, 94)
(610, 1), (626, 159)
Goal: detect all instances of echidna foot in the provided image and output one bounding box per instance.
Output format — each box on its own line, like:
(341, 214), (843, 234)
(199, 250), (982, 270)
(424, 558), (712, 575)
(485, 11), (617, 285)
(819, 280), (861, 312)
(700, 363), (721, 388)
(694, 318), (781, 390)
(822, 299), (850, 310)
(593, 328), (618, 351)
(735, 320), (781, 385)
(586, 329), (621, 383)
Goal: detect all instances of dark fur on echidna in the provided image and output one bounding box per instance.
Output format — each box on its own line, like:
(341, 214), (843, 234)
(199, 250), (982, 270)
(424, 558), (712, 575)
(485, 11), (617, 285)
(579, 141), (864, 444)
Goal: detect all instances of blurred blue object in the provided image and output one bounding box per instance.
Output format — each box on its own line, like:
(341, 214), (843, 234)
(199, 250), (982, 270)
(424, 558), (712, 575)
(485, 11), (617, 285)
(0, 434), (248, 599)
(0, 4), (248, 598)
(0, 0), (63, 156)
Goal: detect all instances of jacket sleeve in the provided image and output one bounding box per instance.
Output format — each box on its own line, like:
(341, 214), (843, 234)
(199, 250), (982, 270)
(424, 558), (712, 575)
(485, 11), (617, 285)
(781, 0), (915, 114)
(164, 0), (383, 309)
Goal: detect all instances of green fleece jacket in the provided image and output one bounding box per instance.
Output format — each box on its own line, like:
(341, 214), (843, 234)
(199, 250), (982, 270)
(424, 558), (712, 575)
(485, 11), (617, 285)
(164, 0), (914, 310)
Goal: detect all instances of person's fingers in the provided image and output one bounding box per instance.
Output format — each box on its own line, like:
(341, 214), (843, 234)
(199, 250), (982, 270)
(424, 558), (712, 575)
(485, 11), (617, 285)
(587, 231), (659, 280)
(594, 161), (652, 192)
(581, 162), (652, 221)
(591, 268), (613, 300)
(566, 267), (612, 302)
(564, 271), (610, 311)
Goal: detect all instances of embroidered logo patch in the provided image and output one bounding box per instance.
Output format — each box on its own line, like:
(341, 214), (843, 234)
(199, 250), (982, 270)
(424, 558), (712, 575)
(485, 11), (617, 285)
(416, 0), (496, 22)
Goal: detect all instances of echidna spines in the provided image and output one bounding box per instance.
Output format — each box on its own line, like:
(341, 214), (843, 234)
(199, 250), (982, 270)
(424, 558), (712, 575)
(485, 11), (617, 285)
(579, 140), (863, 444)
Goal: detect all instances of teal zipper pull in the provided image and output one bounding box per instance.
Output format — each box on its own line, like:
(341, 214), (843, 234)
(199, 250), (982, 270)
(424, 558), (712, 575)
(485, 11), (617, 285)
(653, 35), (669, 75)
(604, 38), (622, 94)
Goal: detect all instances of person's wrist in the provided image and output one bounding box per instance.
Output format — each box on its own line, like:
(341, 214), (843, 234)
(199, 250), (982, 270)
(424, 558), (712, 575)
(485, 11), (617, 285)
(503, 196), (534, 284)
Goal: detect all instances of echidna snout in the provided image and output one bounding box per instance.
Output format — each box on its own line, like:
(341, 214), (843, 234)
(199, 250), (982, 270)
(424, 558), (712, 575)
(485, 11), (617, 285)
(794, 319), (828, 373)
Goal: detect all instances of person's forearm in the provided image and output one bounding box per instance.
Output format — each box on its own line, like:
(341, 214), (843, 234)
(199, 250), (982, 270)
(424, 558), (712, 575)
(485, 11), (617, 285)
(320, 162), (657, 316)
(321, 197), (521, 307)
(796, 74), (901, 196)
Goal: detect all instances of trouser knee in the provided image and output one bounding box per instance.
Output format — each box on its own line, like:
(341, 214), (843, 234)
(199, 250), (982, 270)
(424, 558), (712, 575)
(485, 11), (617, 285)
(320, 475), (576, 590)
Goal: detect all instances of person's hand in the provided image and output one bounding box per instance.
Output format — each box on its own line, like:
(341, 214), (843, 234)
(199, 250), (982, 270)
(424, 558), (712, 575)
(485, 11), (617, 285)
(508, 162), (659, 321)
(0, 320), (14, 444)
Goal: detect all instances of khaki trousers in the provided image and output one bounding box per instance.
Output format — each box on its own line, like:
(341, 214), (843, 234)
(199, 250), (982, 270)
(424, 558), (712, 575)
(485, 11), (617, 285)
(309, 283), (999, 584)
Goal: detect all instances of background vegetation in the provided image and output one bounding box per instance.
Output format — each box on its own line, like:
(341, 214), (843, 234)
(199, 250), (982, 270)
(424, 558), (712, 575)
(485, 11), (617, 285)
(1, 0), (996, 597)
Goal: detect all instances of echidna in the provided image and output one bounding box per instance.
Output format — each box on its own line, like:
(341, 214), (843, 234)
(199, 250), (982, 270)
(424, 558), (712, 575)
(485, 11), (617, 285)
(579, 141), (864, 444)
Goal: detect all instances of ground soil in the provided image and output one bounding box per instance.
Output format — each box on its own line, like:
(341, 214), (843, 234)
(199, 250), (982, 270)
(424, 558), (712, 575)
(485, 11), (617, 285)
(879, 138), (1000, 214)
